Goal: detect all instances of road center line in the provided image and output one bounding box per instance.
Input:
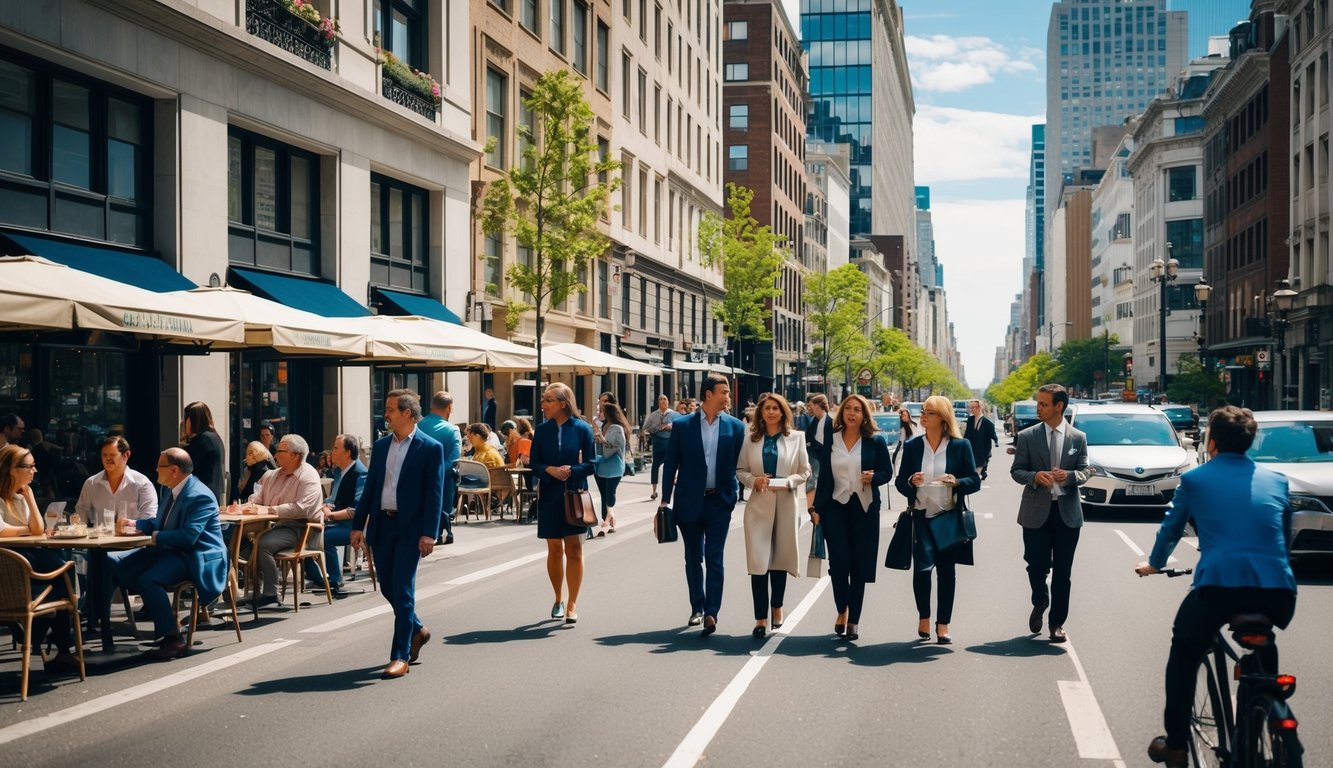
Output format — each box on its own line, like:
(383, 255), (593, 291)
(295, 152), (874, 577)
(0, 639), (300, 746)
(1113, 529), (1175, 563)
(661, 577), (830, 768)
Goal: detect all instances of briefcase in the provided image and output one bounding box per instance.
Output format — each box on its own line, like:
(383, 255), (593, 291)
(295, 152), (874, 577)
(653, 505), (678, 543)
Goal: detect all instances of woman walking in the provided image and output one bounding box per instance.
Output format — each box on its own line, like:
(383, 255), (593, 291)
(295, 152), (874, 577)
(736, 393), (810, 638)
(592, 401), (631, 538)
(894, 395), (981, 645)
(808, 394), (892, 641)
(529, 383), (596, 624)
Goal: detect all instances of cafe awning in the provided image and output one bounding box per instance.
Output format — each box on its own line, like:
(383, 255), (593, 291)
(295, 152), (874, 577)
(229, 267), (370, 317)
(170, 286), (368, 356)
(371, 287), (465, 325)
(4, 233), (196, 293)
(618, 345), (664, 364)
(0, 256), (244, 344)
(544, 342), (665, 376)
(354, 315), (538, 370)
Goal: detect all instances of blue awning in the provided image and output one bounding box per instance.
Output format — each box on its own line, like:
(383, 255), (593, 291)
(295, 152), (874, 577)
(372, 287), (463, 325)
(229, 267), (369, 317)
(4, 233), (196, 293)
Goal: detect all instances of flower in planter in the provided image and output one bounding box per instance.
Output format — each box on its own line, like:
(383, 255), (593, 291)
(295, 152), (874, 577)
(283, 0), (340, 44)
(377, 48), (443, 107)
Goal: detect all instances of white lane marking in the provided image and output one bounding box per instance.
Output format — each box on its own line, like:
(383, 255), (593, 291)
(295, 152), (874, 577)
(662, 577), (831, 768)
(982, 512), (994, 519)
(0, 639), (300, 746)
(1113, 529), (1175, 562)
(1059, 637), (1123, 762)
(446, 551), (546, 585)
(1182, 537), (1199, 550)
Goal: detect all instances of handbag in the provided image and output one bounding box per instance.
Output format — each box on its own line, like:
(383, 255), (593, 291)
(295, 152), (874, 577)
(653, 505), (678, 543)
(927, 494), (977, 553)
(807, 522), (827, 578)
(884, 510), (913, 570)
(562, 479), (597, 527)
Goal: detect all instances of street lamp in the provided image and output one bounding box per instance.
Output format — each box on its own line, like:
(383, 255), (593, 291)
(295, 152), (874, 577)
(1150, 247), (1180, 395)
(1048, 320), (1072, 353)
(1270, 278), (1297, 407)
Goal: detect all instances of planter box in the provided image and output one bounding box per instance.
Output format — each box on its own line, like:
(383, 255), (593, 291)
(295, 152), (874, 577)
(381, 73), (436, 120)
(246, 0), (333, 70)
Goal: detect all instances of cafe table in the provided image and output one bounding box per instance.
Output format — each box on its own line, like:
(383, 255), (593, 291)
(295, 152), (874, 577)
(504, 466), (534, 523)
(220, 512), (279, 620)
(0, 532), (152, 652)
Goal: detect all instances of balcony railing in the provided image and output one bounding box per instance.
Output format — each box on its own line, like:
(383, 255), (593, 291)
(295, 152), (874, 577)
(381, 74), (436, 120)
(246, 0), (332, 70)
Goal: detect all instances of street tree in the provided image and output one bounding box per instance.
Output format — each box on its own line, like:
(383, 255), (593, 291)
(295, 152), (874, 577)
(1055, 334), (1119, 393)
(807, 264), (869, 389)
(1166, 353), (1227, 408)
(986, 352), (1062, 410)
(480, 70), (620, 390)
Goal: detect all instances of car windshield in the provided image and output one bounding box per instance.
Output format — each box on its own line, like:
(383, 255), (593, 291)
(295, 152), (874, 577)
(871, 413), (900, 442)
(1014, 404), (1036, 419)
(1160, 406), (1192, 422)
(1076, 413), (1178, 447)
(1248, 422), (1333, 463)
(904, 403), (922, 418)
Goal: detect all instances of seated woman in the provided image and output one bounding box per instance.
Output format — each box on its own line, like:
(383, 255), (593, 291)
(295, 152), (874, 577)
(467, 424), (509, 509)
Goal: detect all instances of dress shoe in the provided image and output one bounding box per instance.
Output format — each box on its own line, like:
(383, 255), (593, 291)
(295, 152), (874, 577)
(329, 585), (349, 599)
(936, 624), (952, 645)
(917, 618), (931, 639)
(752, 625), (767, 639)
(700, 615), (717, 637)
(650, 491), (658, 500)
(382, 659), (410, 678)
(44, 650), (82, 675)
(438, 533), (454, 545)
(844, 624), (859, 642)
(409, 627), (431, 663)
(687, 612), (704, 627)
(835, 622), (846, 636)
(551, 601), (566, 619)
(565, 613), (578, 625)
(148, 635), (188, 661)
(1050, 626), (1068, 643)
(771, 608), (783, 630)
(1147, 736), (1188, 768)
(1029, 601), (1048, 634)
(250, 594), (280, 609)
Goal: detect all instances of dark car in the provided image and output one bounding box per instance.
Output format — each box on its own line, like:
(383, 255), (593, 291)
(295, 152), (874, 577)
(1006, 399), (1039, 437)
(1153, 403), (1198, 438)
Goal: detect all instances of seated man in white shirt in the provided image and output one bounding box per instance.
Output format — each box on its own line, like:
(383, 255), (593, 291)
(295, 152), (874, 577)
(75, 436), (158, 530)
(241, 434), (324, 608)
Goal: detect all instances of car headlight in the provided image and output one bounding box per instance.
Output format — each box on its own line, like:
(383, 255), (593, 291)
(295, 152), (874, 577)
(1087, 464), (1107, 477)
(1173, 462), (1191, 477)
(1289, 495), (1333, 514)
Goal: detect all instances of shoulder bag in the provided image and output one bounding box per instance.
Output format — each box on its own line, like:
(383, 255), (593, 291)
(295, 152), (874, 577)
(926, 492), (977, 554)
(562, 450), (597, 527)
(884, 510), (913, 570)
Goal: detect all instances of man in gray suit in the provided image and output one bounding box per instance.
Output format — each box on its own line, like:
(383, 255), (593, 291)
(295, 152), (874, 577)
(1010, 383), (1089, 643)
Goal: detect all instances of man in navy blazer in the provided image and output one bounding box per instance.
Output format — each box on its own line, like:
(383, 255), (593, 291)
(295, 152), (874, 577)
(114, 447), (228, 660)
(353, 389), (445, 678)
(308, 433), (367, 597)
(660, 373), (746, 636)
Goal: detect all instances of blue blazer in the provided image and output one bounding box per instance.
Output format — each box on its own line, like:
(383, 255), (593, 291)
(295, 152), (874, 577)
(418, 413), (462, 506)
(809, 430), (894, 512)
(354, 428), (446, 546)
(660, 409), (747, 519)
(331, 460), (367, 513)
(529, 417), (597, 492)
(893, 436), (982, 509)
(135, 474), (228, 605)
(1148, 453), (1297, 592)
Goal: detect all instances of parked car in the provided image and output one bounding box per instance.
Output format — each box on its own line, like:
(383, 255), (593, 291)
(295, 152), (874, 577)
(871, 412), (903, 448)
(1153, 403), (1199, 439)
(953, 401), (970, 422)
(1067, 402), (1195, 511)
(900, 401), (923, 423)
(1006, 399), (1040, 437)
(1200, 411), (1333, 559)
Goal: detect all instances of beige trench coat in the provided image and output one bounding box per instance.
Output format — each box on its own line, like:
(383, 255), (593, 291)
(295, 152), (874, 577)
(736, 430), (811, 577)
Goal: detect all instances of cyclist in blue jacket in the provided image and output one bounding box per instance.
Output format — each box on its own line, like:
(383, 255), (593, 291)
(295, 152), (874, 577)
(1135, 405), (1297, 768)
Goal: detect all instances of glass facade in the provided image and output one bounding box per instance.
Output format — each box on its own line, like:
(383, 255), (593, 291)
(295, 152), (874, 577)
(802, 0), (874, 236)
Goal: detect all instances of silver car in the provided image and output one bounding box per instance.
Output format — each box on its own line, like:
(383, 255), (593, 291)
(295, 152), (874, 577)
(1067, 402), (1195, 510)
(1241, 411), (1333, 559)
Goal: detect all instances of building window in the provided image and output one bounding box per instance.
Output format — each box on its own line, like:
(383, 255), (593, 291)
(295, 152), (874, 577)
(1167, 166), (1196, 202)
(521, 0), (540, 34)
(486, 68), (507, 168)
(638, 166), (648, 236)
(518, 89), (536, 170)
(728, 104), (748, 130)
(572, 1), (589, 73)
(595, 22), (610, 91)
(599, 259), (610, 319)
(637, 68), (647, 132)
(1165, 218), (1204, 269)
(374, 0), (427, 71)
(227, 127), (320, 275)
(728, 145), (748, 171)
(653, 84), (661, 143)
(725, 20), (747, 40)
(622, 52), (632, 118)
(483, 232), (502, 293)
(550, 0), (566, 55)
(490, 0), (508, 13)
(370, 174), (429, 292)
(724, 63), (748, 81)
(653, 177), (663, 243)
(0, 56), (151, 247)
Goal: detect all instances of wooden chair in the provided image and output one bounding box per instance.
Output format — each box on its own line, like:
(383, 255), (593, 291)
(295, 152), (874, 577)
(273, 521), (333, 612)
(488, 467), (516, 519)
(455, 459), (492, 522)
(0, 548), (86, 701)
(170, 568), (244, 648)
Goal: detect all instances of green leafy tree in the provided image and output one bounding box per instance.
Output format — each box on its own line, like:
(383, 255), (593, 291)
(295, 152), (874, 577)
(1166, 353), (1227, 408)
(806, 264), (868, 389)
(480, 70), (620, 388)
(986, 352), (1062, 411)
(1055, 334), (1119, 393)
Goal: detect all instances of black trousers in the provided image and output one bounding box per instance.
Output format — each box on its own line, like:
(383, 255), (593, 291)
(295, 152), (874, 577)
(750, 571), (788, 620)
(1162, 586), (1296, 749)
(1022, 503), (1080, 628)
(911, 510), (956, 624)
(650, 441), (669, 485)
(821, 496), (877, 624)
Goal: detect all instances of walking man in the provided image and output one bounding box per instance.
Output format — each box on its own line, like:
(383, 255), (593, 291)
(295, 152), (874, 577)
(352, 389), (445, 678)
(418, 391), (461, 545)
(659, 374), (745, 636)
(641, 394), (676, 500)
(963, 399), (999, 480)
(1010, 383), (1088, 643)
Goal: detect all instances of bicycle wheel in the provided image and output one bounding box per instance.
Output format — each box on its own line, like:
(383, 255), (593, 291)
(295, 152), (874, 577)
(1189, 655), (1226, 767)
(1238, 695), (1304, 768)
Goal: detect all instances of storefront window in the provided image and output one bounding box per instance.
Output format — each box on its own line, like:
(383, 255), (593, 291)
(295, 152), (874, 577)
(0, 344), (34, 415)
(372, 369), (428, 438)
(39, 348), (127, 498)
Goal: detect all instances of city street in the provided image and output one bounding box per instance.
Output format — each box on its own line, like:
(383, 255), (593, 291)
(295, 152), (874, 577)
(3, 445), (1330, 768)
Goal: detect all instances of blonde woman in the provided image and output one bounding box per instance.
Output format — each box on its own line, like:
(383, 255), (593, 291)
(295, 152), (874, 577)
(529, 383), (596, 623)
(236, 441), (276, 503)
(736, 393), (810, 638)
(894, 395), (981, 645)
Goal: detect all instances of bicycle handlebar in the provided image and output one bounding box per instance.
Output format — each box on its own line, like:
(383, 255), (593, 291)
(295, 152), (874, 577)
(1149, 567), (1194, 578)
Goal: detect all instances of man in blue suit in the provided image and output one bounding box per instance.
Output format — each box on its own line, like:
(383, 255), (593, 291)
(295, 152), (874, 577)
(308, 433), (367, 597)
(660, 373), (746, 636)
(1136, 406), (1298, 768)
(114, 447), (228, 660)
(352, 389), (445, 679)
(418, 391), (461, 546)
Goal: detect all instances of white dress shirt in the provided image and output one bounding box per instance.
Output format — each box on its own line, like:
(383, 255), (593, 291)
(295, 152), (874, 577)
(75, 467), (158, 522)
(381, 430), (417, 510)
(830, 434), (872, 509)
(914, 436), (952, 518)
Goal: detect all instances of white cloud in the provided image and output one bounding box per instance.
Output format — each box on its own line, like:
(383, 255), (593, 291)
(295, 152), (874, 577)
(930, 199), (1028, 388)
(914, 105), (1043, 184)
(906, 34), (1041, 93)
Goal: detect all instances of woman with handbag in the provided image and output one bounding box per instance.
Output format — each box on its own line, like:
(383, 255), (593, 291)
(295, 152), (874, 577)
(530, 383), (596, 624)
(591, 402), (631, 538)
(808, 394), (893, 642)
(894, 395), (981, 645)
(736, 393), (810, 638)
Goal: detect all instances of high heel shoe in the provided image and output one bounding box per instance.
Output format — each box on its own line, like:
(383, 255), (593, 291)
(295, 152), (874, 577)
(936, 623), (952, 645)
(752, 624), (767, 639)
(834, 609), (849, 636)
(771, 608), (783, 630)
(844, 623), (859, 642)
(917, 618), (931, 640)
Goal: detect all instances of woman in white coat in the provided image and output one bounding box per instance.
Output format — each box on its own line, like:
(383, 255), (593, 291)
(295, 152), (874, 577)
(736, 393), (811, 638)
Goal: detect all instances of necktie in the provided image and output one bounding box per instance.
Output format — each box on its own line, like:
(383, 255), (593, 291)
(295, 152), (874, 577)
(160, 491), (175, 529)
(1048, 427), (1059, 470)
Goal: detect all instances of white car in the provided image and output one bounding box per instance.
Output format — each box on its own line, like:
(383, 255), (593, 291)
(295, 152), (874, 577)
(1228, 411), (1333, 559)
(1067, 402), (1195, 510)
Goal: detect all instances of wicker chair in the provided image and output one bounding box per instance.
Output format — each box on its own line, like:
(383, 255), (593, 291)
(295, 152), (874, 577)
(0, 548), (86, 701)
(455, 459), (493, 522)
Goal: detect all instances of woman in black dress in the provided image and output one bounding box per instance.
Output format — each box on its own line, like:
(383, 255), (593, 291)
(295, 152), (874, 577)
(181, 401), (225, 504)
(528, 383), (595, 624)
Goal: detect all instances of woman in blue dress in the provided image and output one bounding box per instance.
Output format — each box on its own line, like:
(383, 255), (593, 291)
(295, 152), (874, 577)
(529, 383), (596, 624)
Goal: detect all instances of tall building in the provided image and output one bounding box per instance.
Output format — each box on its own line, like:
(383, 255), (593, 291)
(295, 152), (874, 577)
(1167, 0), (1253, 58)
(723, 0), (809, 402)
(915, 186), (938, 290)
(1046, 1), (1187, 212)
(806, 141), (852, 271)
(801, 0), (914, 243)
(1089, 134), (1136, 371)
(1023, 124), (1046, 352)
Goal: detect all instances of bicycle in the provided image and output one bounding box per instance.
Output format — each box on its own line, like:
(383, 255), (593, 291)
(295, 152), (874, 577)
(1152, 567), (1304, 768)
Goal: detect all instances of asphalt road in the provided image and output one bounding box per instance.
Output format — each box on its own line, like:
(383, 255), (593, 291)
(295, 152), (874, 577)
(3, 444), (1331, 767)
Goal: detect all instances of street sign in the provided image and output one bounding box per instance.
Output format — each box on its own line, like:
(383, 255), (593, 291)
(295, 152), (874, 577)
(1256, 349), (1270, 364)
(857, 384), (872, 396)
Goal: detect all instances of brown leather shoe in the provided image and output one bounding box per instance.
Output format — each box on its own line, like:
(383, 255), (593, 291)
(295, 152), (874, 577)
(1050, 626), (1068, 643)
(149, 635), (189, 661)
(383, 659), (410, 678)
(1147, 736), (1188, 767)
(409, 627), (431, 663)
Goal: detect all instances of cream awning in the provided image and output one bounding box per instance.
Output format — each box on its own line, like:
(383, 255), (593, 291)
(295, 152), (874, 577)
(543, 342), (665, 376)
(0, 256), (244, 344)
(170, 286), (368, 356)
(353, 315), (539, 370)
